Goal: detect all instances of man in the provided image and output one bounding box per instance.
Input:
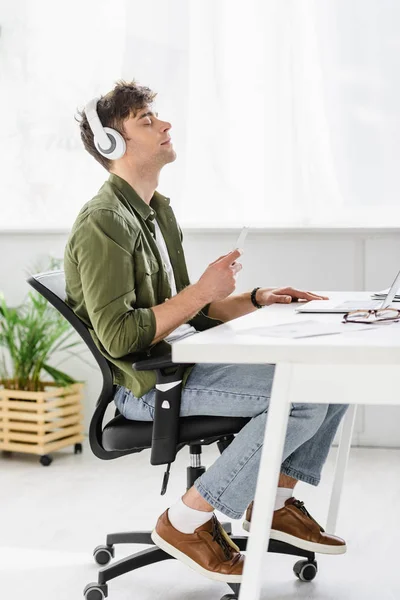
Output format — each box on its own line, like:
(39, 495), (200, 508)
(64, 79), (348, 583)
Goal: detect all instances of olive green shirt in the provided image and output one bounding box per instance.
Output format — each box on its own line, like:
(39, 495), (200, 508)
(64, 173), (223, 398)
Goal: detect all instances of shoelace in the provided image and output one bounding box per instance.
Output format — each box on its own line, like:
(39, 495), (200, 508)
(211, 515), (237, 561)
(292, 499), (325, 532)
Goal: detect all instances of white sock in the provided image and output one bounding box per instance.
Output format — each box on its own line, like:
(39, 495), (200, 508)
(274, 487), (294, 511)
(168, 497), (214, 534)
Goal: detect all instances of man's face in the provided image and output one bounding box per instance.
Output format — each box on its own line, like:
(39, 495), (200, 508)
(121, 105), (176, 168)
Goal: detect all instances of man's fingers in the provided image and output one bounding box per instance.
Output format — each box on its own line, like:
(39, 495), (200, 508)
(209, 254), (227, 266)
(219, 249), (242, 265)
(231, 263), (242, 275)
(273, 288), (330, 303)
(303, 292), (329, 300)
(210, 249), (242, 267)
(290, 290), (329, 301)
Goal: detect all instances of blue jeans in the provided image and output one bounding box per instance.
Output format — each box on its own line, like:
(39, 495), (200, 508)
(114, 363), (348, 519)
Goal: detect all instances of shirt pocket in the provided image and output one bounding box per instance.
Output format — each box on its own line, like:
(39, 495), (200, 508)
(143, 257), (160, 275)
(135, 255), (160, 307)
(135, 253), (159, 282)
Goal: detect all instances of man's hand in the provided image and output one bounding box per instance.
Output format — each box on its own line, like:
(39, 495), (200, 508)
(197, 249), (242, 304)
(257, 287), (329, 306)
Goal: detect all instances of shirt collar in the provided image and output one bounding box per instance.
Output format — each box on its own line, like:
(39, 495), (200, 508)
(108, 173), (170, 221)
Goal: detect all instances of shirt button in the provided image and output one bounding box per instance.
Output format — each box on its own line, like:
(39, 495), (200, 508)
(165, 298), (169, 301)
(177, 250), (180, 254)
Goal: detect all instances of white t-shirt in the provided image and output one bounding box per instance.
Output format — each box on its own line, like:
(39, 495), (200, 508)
(153, 218), (198, 344)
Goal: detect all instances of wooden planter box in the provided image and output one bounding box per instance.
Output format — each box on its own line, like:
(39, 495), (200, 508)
(0, 382), (84, 464)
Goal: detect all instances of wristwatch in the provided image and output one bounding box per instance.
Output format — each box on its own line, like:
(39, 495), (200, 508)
(250, 287), (263, 309)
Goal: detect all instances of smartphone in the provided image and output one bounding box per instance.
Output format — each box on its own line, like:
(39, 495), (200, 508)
(233, 226), (249, 252)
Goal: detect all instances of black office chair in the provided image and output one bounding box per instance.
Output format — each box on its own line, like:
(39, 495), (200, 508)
(27, 270), (318, 600)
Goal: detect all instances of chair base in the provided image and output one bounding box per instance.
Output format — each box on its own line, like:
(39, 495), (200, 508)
(85, 526), (317, 600)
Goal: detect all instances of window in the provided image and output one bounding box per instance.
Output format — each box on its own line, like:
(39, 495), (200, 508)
(2, 0), (398, 229)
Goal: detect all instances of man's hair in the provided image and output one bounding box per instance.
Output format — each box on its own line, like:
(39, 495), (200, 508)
(76, 79), (157, 171)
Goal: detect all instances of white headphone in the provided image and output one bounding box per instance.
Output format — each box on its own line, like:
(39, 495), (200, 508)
(84, 97), (126, 160)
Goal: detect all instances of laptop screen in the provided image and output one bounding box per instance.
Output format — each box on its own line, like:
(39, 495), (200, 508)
(381, 269), (400, 308)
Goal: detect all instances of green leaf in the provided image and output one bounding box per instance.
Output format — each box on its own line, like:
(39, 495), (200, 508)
(41, 363), (77, 386)
(0, 262), (87, 390)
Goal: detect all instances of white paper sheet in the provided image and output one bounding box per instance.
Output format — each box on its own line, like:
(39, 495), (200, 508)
(238, 320), (378, 339)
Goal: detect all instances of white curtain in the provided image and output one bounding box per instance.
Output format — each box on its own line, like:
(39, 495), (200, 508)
(182, 0), (400, 227)
(2, 0), (400, 229)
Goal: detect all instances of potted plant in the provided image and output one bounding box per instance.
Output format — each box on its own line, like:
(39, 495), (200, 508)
(0, 258), (88, 466)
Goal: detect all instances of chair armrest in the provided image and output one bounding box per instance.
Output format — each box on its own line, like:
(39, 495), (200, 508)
(132, 352), (175, 371)
(133, 352), (195, 466)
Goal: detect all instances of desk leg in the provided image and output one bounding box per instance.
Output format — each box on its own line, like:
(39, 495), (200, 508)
(326, 404), (357, 534)
(239, 363), (292, 600)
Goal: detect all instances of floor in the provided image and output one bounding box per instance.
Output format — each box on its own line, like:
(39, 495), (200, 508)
(1, 440), (400, 600)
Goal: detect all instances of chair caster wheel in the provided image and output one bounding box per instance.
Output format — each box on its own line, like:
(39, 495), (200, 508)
(293, 559), (318, 581)
(222, 582), (240, 599)
(39, 455), (53, 466)
(74, 443), (83, 454)
(93, 544), (115, 565)
(83, 582), (108, 600)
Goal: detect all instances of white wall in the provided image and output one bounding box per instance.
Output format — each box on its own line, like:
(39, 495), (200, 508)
(1, 227), (399, 447)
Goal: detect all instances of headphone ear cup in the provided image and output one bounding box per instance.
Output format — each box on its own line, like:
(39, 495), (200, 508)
(94, 127), (126, 160)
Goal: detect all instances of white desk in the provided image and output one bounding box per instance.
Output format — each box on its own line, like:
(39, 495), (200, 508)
(172, 292), (400, 600)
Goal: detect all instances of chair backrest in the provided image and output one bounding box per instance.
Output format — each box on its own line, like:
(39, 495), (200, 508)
(26, 270), (121, 459)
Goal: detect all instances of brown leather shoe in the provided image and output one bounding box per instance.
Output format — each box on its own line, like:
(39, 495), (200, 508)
(151, 510), (244, 582)
(243, 497), (346, 555)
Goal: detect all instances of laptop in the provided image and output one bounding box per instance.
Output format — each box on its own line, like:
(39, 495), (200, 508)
(296, 269), (400, 314)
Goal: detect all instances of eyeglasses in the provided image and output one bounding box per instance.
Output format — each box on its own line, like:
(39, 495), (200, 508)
(343, 308), (400, 324)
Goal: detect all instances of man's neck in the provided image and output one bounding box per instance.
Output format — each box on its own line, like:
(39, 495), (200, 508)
(110, 166), (160, 205)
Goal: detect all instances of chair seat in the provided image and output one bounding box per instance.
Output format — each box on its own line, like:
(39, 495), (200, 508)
(102, 414), (250, 453)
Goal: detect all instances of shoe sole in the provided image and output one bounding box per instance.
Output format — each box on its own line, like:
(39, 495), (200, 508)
(151, 529), (242, 583)
(242, 521), (346, 555)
